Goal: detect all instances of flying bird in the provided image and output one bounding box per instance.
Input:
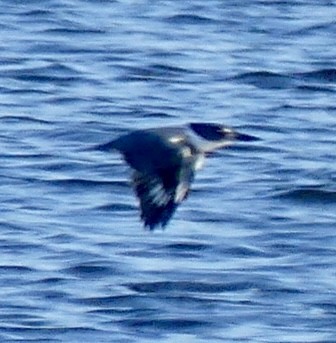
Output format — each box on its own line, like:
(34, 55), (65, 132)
(97, 123), (258, 230)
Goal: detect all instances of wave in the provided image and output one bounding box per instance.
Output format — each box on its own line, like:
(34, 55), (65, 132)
(48, 178), (128, 189)
(0, 115), (51, 124)
(3, 62), (90, 84)
(275, 187), (336, 204)
(165, 14), (217, 25)
(117, 63), (194, 82)
(295, 69), (336, 82)
(230, 71), (295, 89)
(231, 68), (336, 90)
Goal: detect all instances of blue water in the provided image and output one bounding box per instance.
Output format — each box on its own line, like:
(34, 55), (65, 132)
(1, 1), (336, 342)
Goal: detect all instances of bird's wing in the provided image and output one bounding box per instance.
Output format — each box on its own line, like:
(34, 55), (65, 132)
(116, 131), (196, 230)
(132, 161), (194, 230)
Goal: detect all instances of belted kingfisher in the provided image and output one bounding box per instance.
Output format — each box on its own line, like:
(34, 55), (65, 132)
(98, 123), (258, 230)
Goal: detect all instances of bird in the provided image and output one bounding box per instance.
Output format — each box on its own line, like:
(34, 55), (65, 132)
(97, 122), (258, 231)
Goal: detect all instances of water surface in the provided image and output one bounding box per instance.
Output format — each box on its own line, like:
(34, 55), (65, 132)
(1, 1), (336, 342)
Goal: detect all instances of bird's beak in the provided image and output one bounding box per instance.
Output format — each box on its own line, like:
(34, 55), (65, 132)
(234, 131), (260, 142)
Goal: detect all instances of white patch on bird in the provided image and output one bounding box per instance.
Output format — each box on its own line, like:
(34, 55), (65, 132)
(175, 182), (188, 203)
(169, 135), (184, 144)
(181, 146), (192, 158)
(148, 183), (170, 206)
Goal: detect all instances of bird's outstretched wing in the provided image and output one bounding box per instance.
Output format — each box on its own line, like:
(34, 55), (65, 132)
(109, 130), (196, 230)
(132, 164), (194, 230)
(132, 172), (177, 230)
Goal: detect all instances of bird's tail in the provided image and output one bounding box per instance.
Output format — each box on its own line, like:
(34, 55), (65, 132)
(77, 140), (119, 154)
(93, 140), (119, 152)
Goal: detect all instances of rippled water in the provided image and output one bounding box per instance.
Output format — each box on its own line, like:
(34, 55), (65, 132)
(1, 1), (336, 342)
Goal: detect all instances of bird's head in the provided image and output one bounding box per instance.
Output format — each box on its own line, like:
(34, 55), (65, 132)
(188, 122), (258, 152)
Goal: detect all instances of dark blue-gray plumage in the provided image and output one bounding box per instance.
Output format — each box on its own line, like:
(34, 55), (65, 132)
(98, 123), (258, 230)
